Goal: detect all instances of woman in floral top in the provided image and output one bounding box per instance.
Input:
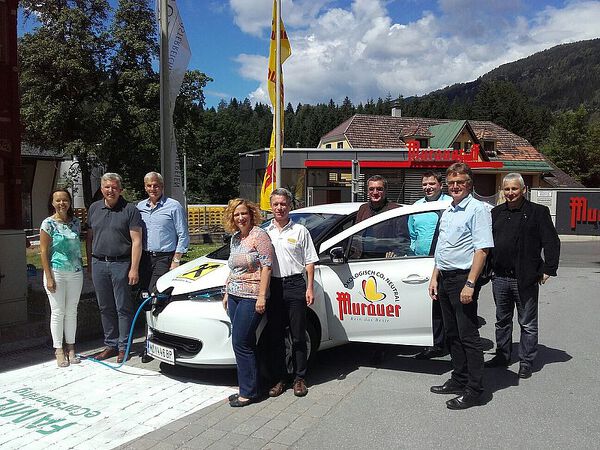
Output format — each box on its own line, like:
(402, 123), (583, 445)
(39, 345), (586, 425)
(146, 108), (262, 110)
(222, 198), (273, 407)
(40, 189), (84, 367)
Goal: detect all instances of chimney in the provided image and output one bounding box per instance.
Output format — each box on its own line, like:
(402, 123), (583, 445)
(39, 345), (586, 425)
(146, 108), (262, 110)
(391, 106), (402, 117)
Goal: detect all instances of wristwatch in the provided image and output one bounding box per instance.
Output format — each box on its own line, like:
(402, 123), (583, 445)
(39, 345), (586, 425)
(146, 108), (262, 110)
(465, 280), (475, 288)
(172, 257), (181, 264)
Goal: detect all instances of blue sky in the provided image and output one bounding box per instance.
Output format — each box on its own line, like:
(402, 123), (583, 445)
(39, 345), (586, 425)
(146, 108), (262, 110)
(19, 1), (600, 108)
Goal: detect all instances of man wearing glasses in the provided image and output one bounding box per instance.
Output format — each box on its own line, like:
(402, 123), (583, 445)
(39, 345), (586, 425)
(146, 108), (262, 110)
(428, 163), (493, 410)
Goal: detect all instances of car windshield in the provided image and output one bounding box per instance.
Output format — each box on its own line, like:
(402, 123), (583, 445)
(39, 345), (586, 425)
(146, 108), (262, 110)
(206, 212), (343, 261)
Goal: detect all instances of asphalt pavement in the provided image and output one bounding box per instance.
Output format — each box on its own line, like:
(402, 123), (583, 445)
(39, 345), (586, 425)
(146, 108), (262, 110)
(2, 240), (599, 449)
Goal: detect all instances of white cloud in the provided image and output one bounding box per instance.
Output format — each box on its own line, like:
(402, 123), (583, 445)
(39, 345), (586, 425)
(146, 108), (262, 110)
(232, 0), (600, 106)
(229, 0), (334, 36)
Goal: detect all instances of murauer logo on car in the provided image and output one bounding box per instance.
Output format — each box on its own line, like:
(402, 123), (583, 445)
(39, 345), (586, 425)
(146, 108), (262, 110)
(336, 274), (401, 321)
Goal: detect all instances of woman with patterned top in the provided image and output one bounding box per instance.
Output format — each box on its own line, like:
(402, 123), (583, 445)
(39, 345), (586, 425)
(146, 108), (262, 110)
(40, 189), (84, 367)
(222, 198), (273, 407)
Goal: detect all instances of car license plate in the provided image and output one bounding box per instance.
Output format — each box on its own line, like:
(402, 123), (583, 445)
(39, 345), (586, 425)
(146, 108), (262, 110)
(147, 341), (175, 365)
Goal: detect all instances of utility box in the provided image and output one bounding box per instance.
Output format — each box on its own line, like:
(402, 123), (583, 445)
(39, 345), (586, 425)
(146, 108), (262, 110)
(0, 230), (28, 325)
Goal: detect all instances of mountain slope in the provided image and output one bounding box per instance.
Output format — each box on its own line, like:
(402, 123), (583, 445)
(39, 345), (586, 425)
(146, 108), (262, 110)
(429, 39), (600, 111)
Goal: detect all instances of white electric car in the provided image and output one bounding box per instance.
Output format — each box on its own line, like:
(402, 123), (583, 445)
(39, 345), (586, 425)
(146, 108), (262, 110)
(146, 200), (451, 367)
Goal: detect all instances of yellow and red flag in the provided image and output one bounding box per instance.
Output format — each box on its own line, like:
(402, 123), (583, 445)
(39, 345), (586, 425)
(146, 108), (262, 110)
(260, 0), (291, 211)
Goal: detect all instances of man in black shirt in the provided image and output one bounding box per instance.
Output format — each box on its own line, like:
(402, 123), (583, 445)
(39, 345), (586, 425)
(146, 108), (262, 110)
(86, 173), (143, 362)
(485, 173), (560, 379)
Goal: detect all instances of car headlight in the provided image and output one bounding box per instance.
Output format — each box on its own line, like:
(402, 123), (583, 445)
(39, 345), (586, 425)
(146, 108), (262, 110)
(181, 287), (225, 302)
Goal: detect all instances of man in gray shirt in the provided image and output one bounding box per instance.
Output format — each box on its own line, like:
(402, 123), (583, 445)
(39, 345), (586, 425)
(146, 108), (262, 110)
(86, 173), (142, 362)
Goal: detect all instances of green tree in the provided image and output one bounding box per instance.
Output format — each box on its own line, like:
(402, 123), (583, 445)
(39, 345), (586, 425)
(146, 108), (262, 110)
(540, 106), (600, 186)
(102, 0), (160, 198)
(472, 80), (551, 146)
(19, 0), (110, 206)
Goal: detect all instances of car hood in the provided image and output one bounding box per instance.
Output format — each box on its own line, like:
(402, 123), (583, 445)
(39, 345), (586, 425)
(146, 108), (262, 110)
(155, 255), (229, 296)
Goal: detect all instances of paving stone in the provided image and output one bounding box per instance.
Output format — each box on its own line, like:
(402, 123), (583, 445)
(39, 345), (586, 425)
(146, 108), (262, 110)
(305, 404), (332, 418)
(259, 442), (290, 450)
(198, 427), (229, 441)
(220, 432), (248, 446)
(118, 437), (160, 450)
(192, 413), (228, 430)
(281, 401), (311, 415)
(273, 412), (299, 425)
(232, 415), (272, 435)
(149, 442), (179, 450)
(250, 427), (281, 441)
(314, 393), (343, 407)
(271, 428), (304, 446)
(144, 427), (175, 441)
(183, 435), (216, 450)
(212, 415), (247, 432)
(262, 418), (290, 432)
(162, 418), (193, 433)
(288, 415), (318, 432)
(237, 436), (269, 449)
(160, 426), (200, 446)
(204, 439), (236, 450)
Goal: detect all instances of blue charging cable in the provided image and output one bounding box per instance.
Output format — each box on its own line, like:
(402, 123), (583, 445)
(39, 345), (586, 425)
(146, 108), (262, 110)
(78, 295), (153, 370)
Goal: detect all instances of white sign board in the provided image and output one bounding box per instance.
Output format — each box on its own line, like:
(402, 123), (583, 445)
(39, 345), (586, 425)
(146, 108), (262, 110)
(0, 360), (235, 449)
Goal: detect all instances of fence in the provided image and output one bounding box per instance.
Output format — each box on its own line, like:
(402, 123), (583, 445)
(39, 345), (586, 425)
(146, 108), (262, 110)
(73, 204), (226, 235)
(187, 204), (227, 234)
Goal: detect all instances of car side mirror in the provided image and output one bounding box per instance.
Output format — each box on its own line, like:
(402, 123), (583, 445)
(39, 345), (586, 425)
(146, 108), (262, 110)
(329, 247), (346, 264)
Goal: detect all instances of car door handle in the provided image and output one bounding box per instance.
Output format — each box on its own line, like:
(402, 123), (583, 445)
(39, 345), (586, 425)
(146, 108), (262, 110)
(401, 274), (429, 284)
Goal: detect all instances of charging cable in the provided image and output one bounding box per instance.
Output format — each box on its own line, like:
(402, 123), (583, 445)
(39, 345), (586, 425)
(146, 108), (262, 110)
(78, 295), (152, 370)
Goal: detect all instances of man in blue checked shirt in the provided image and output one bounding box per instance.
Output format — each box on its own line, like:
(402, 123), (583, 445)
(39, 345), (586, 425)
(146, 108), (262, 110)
(428, 163), (493, 410)
(137, 172), (189, 294)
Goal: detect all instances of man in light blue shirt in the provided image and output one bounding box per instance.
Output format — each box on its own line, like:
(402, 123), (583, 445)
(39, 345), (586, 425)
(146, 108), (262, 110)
(409, 171), (452, 360)
(428, 163), (493, 410)
(137, 172), (189, 294)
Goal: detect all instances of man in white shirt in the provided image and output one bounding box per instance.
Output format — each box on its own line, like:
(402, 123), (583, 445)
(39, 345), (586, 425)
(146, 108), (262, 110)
(265, 188), (319, 398)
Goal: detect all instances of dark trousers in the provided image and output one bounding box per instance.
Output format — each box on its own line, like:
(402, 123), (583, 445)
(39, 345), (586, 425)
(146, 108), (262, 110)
(91, 259), (134, 350)
(139, 251), (174, 294)
(491, 276), (539, 368)
(228, 294), (262, 399)
(432, 298), (446, 349)
(438, 271), (484, 395)
(267, 275), (308, 382)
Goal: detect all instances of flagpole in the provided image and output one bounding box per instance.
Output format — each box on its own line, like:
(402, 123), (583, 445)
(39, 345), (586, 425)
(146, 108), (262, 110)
(159, 0), (172, 196)
(275, 0), (282, 192)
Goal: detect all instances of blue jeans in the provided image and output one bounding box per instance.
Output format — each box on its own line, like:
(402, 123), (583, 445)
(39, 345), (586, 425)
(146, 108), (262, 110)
(92, 259), (134, 350)
(228, 294), (262, 399)
(491, 276), (539, 367)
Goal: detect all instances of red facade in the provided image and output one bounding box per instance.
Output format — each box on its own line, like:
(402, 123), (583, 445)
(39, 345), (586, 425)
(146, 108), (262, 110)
(0, 0), (22, 229)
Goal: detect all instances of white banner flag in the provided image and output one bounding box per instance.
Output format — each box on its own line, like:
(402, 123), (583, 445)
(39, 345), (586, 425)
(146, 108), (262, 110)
(157, 0), (191, 205)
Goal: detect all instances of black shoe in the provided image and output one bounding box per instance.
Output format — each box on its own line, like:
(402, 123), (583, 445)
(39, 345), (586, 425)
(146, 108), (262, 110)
(230, 397), (254, 407)
(140, 352), (154, 363)
(415, 346), (448, 360)
(518, 364), (532, 379)
(430, 380), (465, 395)
(446, 391), (481, 410)
(484, 354), (509, 368)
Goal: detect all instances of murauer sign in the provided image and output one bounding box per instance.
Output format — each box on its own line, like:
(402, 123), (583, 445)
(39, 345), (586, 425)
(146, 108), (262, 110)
(556, 192), (600, 235)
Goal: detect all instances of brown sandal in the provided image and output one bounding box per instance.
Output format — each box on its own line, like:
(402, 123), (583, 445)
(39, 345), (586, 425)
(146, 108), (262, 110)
(66, 344), (81, 364)
(55, 348), (70, 368)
